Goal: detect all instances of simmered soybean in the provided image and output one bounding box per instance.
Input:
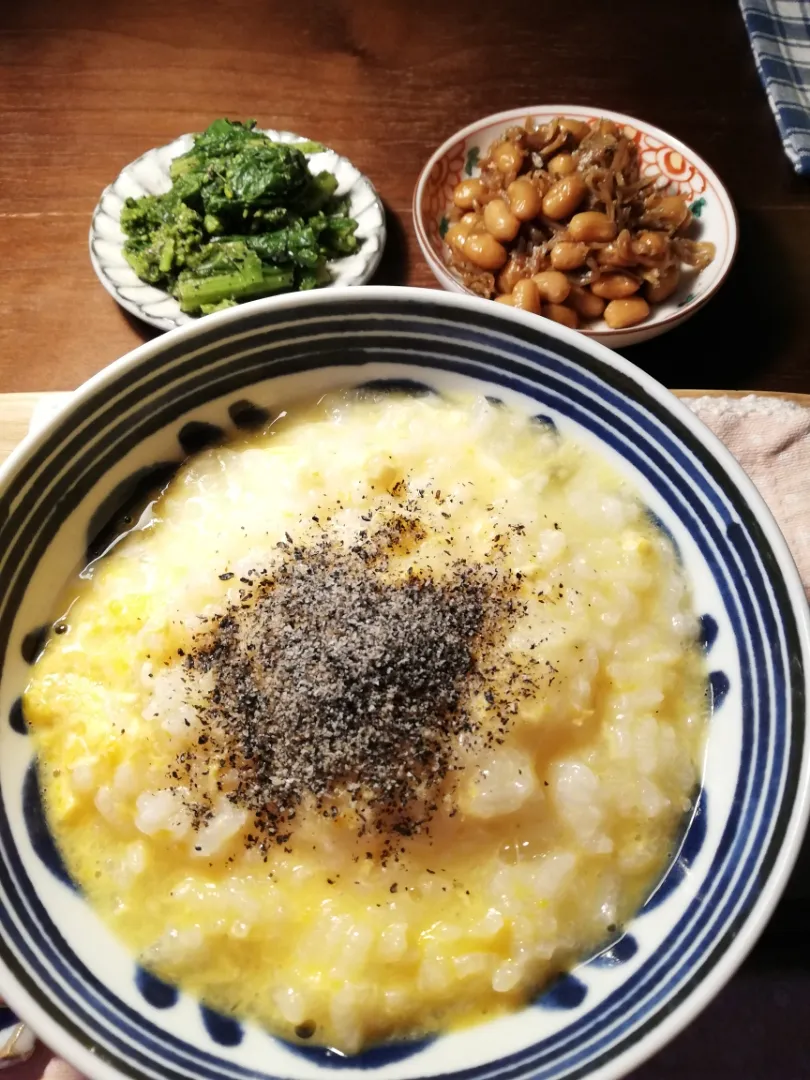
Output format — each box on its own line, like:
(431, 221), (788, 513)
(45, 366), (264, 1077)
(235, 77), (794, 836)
(442, 115), (716, 334)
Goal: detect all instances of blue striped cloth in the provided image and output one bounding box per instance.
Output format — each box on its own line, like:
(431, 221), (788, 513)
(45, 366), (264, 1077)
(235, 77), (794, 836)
(740, 0), (810, 175)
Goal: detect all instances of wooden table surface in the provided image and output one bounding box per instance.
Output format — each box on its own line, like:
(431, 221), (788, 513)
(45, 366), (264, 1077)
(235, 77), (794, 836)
(0, 1), (808, 1077)
(1, 0), (810, 395)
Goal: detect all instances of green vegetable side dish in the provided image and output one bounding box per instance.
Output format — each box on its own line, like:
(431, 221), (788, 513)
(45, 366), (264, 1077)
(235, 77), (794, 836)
(120, 119), (360, 315)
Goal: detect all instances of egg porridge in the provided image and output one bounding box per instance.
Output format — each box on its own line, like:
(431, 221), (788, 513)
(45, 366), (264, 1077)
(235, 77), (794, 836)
(24, 389), (707, 1053)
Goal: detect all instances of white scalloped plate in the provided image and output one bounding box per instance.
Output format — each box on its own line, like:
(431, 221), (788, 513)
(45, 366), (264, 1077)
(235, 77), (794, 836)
(89, 129), (387, 332)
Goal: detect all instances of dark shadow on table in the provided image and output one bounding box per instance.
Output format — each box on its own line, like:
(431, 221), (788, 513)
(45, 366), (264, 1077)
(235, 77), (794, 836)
(120, 307), (161, 345)
(625, 209), (799, 390)
(629, 966), (809, 1078)
(372, 201), (409, 286)
(629, 833), (810, 1078)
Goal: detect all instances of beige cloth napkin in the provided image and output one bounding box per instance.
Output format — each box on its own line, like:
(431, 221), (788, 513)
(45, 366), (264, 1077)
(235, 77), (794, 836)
(9, 391), (810, 1079)
(685, 394), (810, 598)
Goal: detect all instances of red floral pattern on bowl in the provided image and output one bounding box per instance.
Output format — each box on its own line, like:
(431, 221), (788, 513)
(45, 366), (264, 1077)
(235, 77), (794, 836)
(413, 106), (737, 347)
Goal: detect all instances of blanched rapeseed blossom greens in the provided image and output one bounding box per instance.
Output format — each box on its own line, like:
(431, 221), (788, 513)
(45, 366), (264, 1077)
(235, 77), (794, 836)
(120, 119), (360, 315)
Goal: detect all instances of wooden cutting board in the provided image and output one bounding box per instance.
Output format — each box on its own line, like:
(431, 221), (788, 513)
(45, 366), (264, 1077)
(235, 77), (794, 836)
(1, 390), (809, 467)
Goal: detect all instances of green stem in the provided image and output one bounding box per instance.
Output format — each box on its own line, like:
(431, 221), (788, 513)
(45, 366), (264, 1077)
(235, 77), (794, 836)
(176, 267), (294, 313)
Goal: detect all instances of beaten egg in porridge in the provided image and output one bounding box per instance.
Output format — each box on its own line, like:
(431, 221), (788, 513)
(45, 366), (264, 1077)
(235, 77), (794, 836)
(25, 390), (706, 1053)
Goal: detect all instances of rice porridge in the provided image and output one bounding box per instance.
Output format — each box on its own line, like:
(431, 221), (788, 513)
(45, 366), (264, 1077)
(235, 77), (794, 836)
(24, 390), (706, 1052)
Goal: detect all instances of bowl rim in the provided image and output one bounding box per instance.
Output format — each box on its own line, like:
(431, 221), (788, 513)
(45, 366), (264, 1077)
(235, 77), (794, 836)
(88, 127), (387, 333)
(0, 286), (807, 1080)
(412, 105), (739, 339)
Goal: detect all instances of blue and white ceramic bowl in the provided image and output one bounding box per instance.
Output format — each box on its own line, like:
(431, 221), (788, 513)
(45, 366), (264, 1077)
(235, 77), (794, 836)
(0, 287), (807, 1080)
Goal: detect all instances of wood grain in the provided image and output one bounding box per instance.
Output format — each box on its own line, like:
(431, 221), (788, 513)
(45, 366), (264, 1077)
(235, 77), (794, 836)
(0, 0), (809, 395)
(0, 392), (70, 464)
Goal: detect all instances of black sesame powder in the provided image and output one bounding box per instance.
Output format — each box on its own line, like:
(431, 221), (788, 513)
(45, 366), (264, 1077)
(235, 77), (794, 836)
(161, 458), (563, 856)
(179, 523), (523, 849)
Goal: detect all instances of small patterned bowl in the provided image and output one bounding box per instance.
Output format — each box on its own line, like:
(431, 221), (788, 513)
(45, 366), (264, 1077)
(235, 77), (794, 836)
(0, 288), (807, 1080)
(413, 106), (738, 347)
(90, 129), (386, 332)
